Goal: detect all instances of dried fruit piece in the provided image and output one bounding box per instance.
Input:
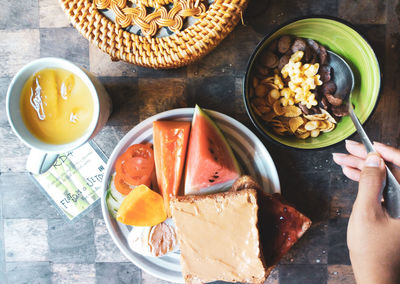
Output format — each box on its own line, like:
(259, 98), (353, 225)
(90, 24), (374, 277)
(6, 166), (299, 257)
(319, 45), (328, 65)
(262, 51), (279, 68)
(325, 94), (343, 106)
(307, 39), (320, 54)
(331, 104), (350, 117)
(322, 81), (337, 95)
(320, 96), (330, 110)
(278, 54), (290, 70)
(319, 65), (331, 83)
(278, 35), (292, 54)
(291, 38), (307, 53)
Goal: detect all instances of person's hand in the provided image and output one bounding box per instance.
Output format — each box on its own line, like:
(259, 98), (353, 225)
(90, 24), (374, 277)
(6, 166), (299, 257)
(333, 140), (400, 284)
(332, 140), (400, 182)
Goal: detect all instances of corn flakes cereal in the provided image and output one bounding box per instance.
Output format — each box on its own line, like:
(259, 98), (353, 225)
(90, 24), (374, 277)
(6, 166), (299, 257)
(305, 120), (319, 131)
(282, 106), (302, 117)
(289, 117), (304, 133)
(281, 51), (322, 109)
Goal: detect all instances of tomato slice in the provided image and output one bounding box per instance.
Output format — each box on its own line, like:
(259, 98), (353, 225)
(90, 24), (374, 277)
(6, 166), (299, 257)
(115, 144), (154, 187)
(114, 173), (133, 195)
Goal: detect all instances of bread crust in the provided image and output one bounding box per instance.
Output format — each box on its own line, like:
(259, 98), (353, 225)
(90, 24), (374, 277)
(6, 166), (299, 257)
(170, 188), (256, 204)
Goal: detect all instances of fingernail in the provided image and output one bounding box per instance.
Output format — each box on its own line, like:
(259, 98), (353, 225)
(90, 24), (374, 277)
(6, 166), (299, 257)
(332, 153), (347, 160)
(365, 154), (382, 168)
(345, 140), (359, 145)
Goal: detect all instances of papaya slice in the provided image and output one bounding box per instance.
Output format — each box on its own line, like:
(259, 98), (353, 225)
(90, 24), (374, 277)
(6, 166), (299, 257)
(153, 121), (191, 216)
(116, 185), (167, 227)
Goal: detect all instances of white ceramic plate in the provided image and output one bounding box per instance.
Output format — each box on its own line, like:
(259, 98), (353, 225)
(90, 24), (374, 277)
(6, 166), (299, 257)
(101, 108), (281, 283)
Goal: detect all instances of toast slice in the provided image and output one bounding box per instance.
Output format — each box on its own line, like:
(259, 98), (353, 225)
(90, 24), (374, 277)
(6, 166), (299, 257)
(170, 189), (267, 284)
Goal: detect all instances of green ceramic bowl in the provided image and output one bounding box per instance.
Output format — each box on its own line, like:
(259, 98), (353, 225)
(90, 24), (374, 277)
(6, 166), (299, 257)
(243, 17), (381, 149)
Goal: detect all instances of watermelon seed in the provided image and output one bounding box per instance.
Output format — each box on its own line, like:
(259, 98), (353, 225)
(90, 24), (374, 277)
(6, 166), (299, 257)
(213, 175), (219, 179)
(209, 148), (214, 154)
(209, 179), (215, 183)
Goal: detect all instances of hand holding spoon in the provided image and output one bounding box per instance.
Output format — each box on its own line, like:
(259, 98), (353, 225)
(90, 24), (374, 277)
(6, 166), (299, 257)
(328, 50), (400, 218)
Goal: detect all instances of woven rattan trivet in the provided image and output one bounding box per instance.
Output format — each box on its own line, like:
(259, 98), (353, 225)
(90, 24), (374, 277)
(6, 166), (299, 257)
(59, 0), (248, 69)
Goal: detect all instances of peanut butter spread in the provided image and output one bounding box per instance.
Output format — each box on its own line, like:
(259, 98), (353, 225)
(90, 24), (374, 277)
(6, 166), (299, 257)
(170, 189), (266, 283)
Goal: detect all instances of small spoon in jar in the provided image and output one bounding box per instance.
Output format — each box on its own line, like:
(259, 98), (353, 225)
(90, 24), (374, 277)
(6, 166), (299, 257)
(328, 50), (400, 218)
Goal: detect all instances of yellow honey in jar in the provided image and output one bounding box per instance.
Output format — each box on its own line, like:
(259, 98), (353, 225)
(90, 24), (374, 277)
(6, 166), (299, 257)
(20, 68), (94, 144)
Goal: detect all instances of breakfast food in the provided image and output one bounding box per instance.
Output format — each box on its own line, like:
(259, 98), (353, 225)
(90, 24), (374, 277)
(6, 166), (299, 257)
(116, 184), (167, 226)
(250, 35), (348, 139)
(115, 144), (155, 193)
(231, 176), (312, 266)
(105, 107), (312, 283)
(106, 106), (244, 259)
(20, 68), (94, 144)
(127, 218), (178, 257)
(153, 121), (191, 214)
(184, 105), (241, 195)
(171, 176), (311, 284)
(107, 171), (179, 257)
(170, 189), (267, 284)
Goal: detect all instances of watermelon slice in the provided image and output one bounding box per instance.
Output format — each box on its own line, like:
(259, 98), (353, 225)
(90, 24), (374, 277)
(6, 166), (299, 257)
(184, 105), (241, 195)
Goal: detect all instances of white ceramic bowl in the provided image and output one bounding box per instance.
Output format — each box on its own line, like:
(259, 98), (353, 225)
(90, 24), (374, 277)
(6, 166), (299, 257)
(101, 108), (281, 283)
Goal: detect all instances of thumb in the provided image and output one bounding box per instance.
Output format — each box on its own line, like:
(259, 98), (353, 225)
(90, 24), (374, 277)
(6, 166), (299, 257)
(355, 153), (386, 212)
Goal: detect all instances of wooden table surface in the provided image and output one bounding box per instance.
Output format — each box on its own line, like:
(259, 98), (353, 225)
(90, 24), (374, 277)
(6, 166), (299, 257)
(1, 0), (399, 283)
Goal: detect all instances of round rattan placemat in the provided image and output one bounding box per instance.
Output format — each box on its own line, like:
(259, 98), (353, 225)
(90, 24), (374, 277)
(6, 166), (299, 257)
(59, 0), (248, 69)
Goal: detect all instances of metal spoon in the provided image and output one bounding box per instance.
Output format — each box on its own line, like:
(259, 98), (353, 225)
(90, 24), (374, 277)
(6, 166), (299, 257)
(328, 50), (400, 218)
